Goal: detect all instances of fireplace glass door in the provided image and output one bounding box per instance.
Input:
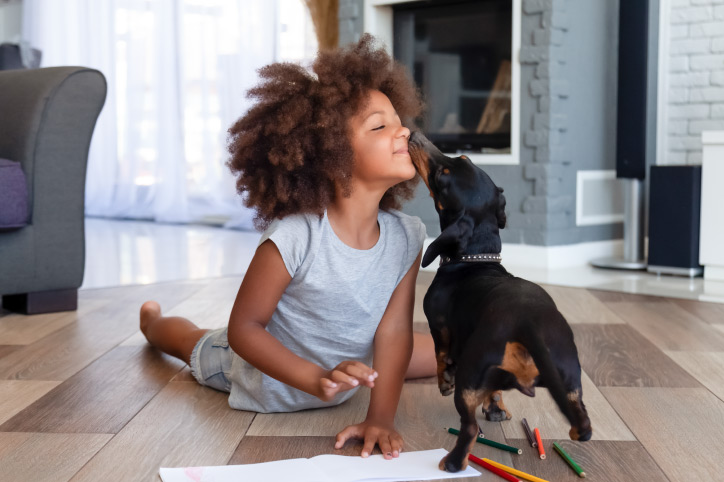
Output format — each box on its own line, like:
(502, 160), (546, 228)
(393, 0), (513, 154)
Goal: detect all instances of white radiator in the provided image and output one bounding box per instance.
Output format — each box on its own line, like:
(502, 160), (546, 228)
(700, 131), (724, 282)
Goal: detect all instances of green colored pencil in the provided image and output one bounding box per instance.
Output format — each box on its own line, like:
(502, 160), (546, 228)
(446, 427), (522, 455)
(553, 441), (586, 478)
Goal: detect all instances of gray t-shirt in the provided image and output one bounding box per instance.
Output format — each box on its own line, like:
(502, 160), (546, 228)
(227, 209), (426, 413)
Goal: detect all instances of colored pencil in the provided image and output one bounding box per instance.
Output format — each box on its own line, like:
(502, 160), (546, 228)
(521, 418), (537, 447)
(446, 427), (522, 454)
(468, 453), (520, 482)
(534, 428), (546, 459)
(482, 458), (550, 482)
(553, 441), (586, 478)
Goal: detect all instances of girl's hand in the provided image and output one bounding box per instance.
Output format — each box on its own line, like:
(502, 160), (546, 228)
(317, 361), (378, 402)
(334, 420), (403, 459)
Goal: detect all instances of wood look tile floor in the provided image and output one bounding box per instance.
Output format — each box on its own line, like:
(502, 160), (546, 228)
(2, 272), (724, 481)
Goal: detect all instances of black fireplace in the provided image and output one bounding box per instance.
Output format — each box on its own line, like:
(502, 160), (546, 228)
(393, 0), (513, 154)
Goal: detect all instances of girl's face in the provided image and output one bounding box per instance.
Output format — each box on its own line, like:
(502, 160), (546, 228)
(348, 90), (415, 190)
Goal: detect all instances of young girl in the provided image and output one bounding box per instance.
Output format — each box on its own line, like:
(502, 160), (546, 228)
(139, 34), (436, 460)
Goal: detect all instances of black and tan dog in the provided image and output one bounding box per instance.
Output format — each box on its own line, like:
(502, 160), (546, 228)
(408, 132), (592, 472)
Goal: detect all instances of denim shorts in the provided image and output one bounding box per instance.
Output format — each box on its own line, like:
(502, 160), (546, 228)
(189, 327), (233, 393)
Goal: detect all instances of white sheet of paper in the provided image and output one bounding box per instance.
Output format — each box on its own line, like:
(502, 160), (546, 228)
(160, 458), (329, 482)
(159, 448), (480, 482)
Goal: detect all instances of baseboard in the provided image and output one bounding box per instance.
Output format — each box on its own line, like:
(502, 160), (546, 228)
(704, 266), (724, 282)
(420, 238), (624, 271)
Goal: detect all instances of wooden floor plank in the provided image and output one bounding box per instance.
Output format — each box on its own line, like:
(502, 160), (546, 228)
(504, 438), (670, 482)
(588, 289), (664, 303)
(70, 381), (255, 481)
(571, 324), (701, 387)
(542, 285), (626, 324)
(0, 281), (204, 381)
(670, 298), (724, 325)
(0, 432), (112, 482)
(3, 275), (724, 481)
(1, 345), (184, 433)
(603, 300), (724, 351)
(0, 344), (20, 359)
(172, 366), (196, 382)
(0, 299), (104, 345)
(499, 370), (635, 441)
(185, 276), (244, 301)
(665, 351), (724, 402)
(601, 387), (724, 480)
(0, 380), (60, 425)
(414, 283), (429, 323)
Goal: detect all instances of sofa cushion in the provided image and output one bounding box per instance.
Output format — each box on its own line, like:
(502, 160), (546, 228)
(0, 158), (29, 230)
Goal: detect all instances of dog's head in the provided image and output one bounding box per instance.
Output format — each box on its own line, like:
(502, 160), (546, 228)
(408, 131), (507, 268)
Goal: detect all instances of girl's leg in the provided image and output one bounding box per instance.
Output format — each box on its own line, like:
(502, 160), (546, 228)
(139, 301), (208, 365)
(406, 332), (437, 379)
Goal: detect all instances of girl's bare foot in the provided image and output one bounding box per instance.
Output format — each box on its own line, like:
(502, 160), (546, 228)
(138, 301), (207, 364)
(140, 300), (162, 337)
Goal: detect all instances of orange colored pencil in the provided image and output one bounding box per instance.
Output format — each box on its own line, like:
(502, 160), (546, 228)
(534, 428), (546, 459)
(468, 454), (521, 482)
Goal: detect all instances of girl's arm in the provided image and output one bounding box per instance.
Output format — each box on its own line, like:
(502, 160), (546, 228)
(334, 249), (423, 458)
(367, 249), (422, 424)
(228, 240), (375, 400)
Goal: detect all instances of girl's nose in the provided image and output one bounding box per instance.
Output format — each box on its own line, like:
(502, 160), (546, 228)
(398, 126), (411, 139)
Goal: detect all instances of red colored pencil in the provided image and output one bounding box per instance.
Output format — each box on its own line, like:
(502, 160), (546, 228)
(534, 428), (546, 460)
(468, 453), (521, 482)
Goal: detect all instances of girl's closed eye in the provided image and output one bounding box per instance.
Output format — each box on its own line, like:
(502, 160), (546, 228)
(372, 125), (385, 131)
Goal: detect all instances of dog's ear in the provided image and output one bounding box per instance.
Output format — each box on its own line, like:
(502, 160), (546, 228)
(496, 187), (507, 229)
(422, 215), (474, 267)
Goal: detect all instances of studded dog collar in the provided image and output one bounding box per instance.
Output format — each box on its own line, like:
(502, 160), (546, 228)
(439, 253), (502, 266)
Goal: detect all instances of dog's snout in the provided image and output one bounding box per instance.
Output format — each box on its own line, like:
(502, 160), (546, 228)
(409, 131), (424, 144)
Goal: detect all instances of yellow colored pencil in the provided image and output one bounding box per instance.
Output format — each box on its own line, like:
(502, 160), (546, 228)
(482, 458), (550, 482)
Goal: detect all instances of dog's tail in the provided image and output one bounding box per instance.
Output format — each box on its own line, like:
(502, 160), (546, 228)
(521, 334), (576, 427)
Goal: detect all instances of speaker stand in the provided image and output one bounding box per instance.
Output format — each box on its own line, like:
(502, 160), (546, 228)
(591, 178), (647, 270)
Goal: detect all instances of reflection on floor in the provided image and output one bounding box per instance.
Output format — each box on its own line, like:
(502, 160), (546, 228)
(83, 217), (724, 304)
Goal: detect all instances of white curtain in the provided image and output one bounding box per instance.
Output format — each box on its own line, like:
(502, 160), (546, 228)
(22, 0), (317, 229)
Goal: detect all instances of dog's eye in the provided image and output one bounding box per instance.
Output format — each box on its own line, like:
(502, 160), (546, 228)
(435, 168), (451, 187)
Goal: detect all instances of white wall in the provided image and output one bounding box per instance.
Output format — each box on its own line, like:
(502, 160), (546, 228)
(664, 0), (724, 165)
(0, 0), (22, 43)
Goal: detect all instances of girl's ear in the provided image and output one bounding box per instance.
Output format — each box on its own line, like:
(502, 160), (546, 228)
(422, 214), (474, 267)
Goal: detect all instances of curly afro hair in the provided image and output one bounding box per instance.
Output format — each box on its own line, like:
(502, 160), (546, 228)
(227, 33), (424, 230)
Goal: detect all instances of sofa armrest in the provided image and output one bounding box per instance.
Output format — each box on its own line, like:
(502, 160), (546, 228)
(0, 67), (106, 293)
(0, 66), (107, 224)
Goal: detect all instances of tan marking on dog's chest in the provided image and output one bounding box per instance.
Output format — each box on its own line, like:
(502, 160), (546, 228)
(499, 342), (539, 388)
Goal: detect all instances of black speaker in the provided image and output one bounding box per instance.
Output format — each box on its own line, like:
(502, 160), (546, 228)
(647, 165), (703, 276)
(592, 0), (656, 271)
(616, 0), (650, 180)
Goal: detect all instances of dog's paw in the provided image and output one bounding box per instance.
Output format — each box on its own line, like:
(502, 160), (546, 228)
(484, 408), (509, 422)
(483, 403), (511, 422)
(570, 425), (593, 442)
(439, 384), (455, 396)
(439, 453), (465, 473)
(439, 370), (455, 396)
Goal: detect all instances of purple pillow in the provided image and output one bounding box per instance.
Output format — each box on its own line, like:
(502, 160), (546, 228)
(0, 158), (29, 230)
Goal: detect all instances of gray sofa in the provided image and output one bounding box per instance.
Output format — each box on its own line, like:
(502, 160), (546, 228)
(0, 67), (106, 314)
